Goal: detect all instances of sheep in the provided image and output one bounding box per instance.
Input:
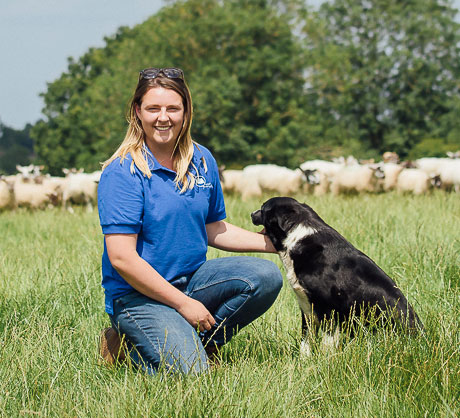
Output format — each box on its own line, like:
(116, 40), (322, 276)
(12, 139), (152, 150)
(301, 169), (330, 196)
(415, 157), (450, 176)
(332, 155), (359, 165)
(61, 169), (100, 212)
(301, 169), (322, 193)
(381, 163), (404, 191)
(446, 151), (460, 159)
(300, 159), (345, 195)
(396, 168), (441, 195)
(400, 160), (418, 169)
(438, 159), (460, 192)
(62, 168), (84, 175)
(239, 176), (263, 201)
(329, 164), (385, 195)
(300, 159), (344, 178)
(2, 174), (21, 188)
(13, 176), (64, 209)
(359, 158), (375, 165)
(15, 164), (44, 181)
(382, 152), (400, 164)
(414, 157), (459, 192)
(220, 169), (244, 194)
(0, 177), (14, 210)
(314, 171), (332, 196)
(86, 170), (102, 183)
(239, 164), (306, 200)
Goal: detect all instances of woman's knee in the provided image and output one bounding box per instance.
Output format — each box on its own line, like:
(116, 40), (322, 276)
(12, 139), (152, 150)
(117, 319), (208, 375)
(245, 257), (283, 299)
(110, 295), (209, 375)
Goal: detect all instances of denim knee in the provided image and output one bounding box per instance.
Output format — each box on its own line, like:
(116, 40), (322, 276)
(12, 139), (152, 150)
(247, 258), (283, 303)
(110, 291), (209, 376)
(195, 257), (283, 346)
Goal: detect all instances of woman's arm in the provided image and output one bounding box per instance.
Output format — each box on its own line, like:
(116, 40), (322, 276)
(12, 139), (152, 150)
(105, 233), (215, 332)
(206, 220), (276, 253)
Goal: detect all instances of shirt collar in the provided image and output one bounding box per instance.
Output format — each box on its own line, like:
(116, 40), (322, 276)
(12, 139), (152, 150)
(142, 144), (168, 172)
(142, 143), (204, 173)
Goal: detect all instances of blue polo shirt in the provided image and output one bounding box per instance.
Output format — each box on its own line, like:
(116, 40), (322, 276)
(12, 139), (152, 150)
(97, 143), (226, 314)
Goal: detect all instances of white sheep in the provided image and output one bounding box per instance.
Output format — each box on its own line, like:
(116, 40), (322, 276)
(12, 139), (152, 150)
(2, 174), (21, 188)
(239, 176), (263, 201)
(86, 170), (102, 183)
(415, 157), (450, 176)
(15, 164), (44, 181)
(0, 177), (14, 210)
(330, 165), (385, 195)
(61, 169), (100, 212)
(239, 164), (306, 200)
(382, 152), (400, 164)
(332, 155), (359, 165)
(300, 159), (345, 196)
(301, 170), (329, 196)
(382, 163), (404, 192)
(438, 159), (460, 192)
(396, 168), (441, 195)
(220, 169), (244, 194)
(13, 176), (64, 209)
(300, 159), (344, 178)
(446, 151), (460, 159)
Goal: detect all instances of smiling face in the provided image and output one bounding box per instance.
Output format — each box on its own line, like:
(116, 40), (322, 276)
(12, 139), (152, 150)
(135, 87), (184, 153)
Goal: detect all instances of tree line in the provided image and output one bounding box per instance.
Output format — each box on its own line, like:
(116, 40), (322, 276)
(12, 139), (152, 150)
(0, 122), (34, 174)
(18, 0), (460, 175)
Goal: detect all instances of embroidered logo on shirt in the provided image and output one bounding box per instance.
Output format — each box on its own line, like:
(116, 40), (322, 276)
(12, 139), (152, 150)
(195, 175), (213, 188)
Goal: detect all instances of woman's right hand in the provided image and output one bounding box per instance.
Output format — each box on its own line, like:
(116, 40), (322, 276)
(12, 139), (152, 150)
(177, 297), (216, 332)
(105, 234), (216, 332)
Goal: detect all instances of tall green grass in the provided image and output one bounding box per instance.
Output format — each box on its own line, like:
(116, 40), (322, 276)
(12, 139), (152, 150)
(1, 192), (459, 417)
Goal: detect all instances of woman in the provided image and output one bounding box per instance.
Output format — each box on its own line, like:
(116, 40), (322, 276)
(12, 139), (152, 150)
(98, 67), (282, 375)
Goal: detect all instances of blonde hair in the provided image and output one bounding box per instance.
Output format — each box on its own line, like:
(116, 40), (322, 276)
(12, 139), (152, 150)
(102, 74), (206, 193)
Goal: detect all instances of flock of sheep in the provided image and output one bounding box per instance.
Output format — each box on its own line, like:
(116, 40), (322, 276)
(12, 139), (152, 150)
(0, 165), (101, 211)
(0, 151), (458, 211)
(220, 152), (460, 200)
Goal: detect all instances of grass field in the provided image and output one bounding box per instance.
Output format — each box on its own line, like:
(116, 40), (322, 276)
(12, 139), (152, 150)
(0, 191), (459, 417)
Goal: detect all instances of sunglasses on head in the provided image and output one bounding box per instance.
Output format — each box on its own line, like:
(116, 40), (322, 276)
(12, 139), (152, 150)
(139, 67), (184, 81)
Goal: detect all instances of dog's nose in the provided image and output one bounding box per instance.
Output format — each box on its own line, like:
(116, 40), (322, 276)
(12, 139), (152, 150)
(251, 210), (262, 225)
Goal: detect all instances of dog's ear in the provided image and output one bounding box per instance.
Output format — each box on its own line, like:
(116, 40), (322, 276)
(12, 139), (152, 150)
(261, 211), (287, 251)
(278, 214), (297, 233)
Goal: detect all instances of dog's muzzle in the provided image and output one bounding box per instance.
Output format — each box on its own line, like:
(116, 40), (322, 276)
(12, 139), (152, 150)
(251, 210), (263, 226)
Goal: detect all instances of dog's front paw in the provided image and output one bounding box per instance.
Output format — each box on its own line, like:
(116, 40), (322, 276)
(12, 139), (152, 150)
(299, 339), (313, 358)
(320, 329), (340, 354)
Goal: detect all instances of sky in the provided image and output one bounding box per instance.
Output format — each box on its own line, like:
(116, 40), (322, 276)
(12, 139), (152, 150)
(0, 0), (165, 129)
(1, 0), (459, 130)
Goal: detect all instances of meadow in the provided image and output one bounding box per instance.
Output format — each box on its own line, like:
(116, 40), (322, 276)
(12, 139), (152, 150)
(0, 191), (459, 417)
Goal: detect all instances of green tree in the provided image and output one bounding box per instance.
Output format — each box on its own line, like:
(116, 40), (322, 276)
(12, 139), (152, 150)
(427, 96), (460, 148)
(31, 0), (312, 173)
(0, 122), (34, 174)
(301, 0), (460, 157)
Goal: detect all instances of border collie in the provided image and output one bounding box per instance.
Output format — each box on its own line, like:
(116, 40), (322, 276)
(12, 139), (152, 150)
(251, 197), (423, 355)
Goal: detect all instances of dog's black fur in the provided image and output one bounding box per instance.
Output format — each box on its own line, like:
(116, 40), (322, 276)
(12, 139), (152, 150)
(251, 197), (423, 337)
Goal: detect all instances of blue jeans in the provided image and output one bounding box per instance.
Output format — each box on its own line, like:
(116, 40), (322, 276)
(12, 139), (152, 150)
(109, 256), (282, 375)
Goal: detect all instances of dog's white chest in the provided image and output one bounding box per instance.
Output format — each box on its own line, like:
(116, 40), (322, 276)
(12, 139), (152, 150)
(280, 251), (312, 313)
(279, 225), (317, 317)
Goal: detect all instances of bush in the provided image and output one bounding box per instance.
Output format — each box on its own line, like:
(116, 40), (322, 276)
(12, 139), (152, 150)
(408, 137), (460, 160)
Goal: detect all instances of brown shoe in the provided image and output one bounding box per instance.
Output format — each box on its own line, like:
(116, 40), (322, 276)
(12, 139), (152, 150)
(99, 327), (126, 365)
